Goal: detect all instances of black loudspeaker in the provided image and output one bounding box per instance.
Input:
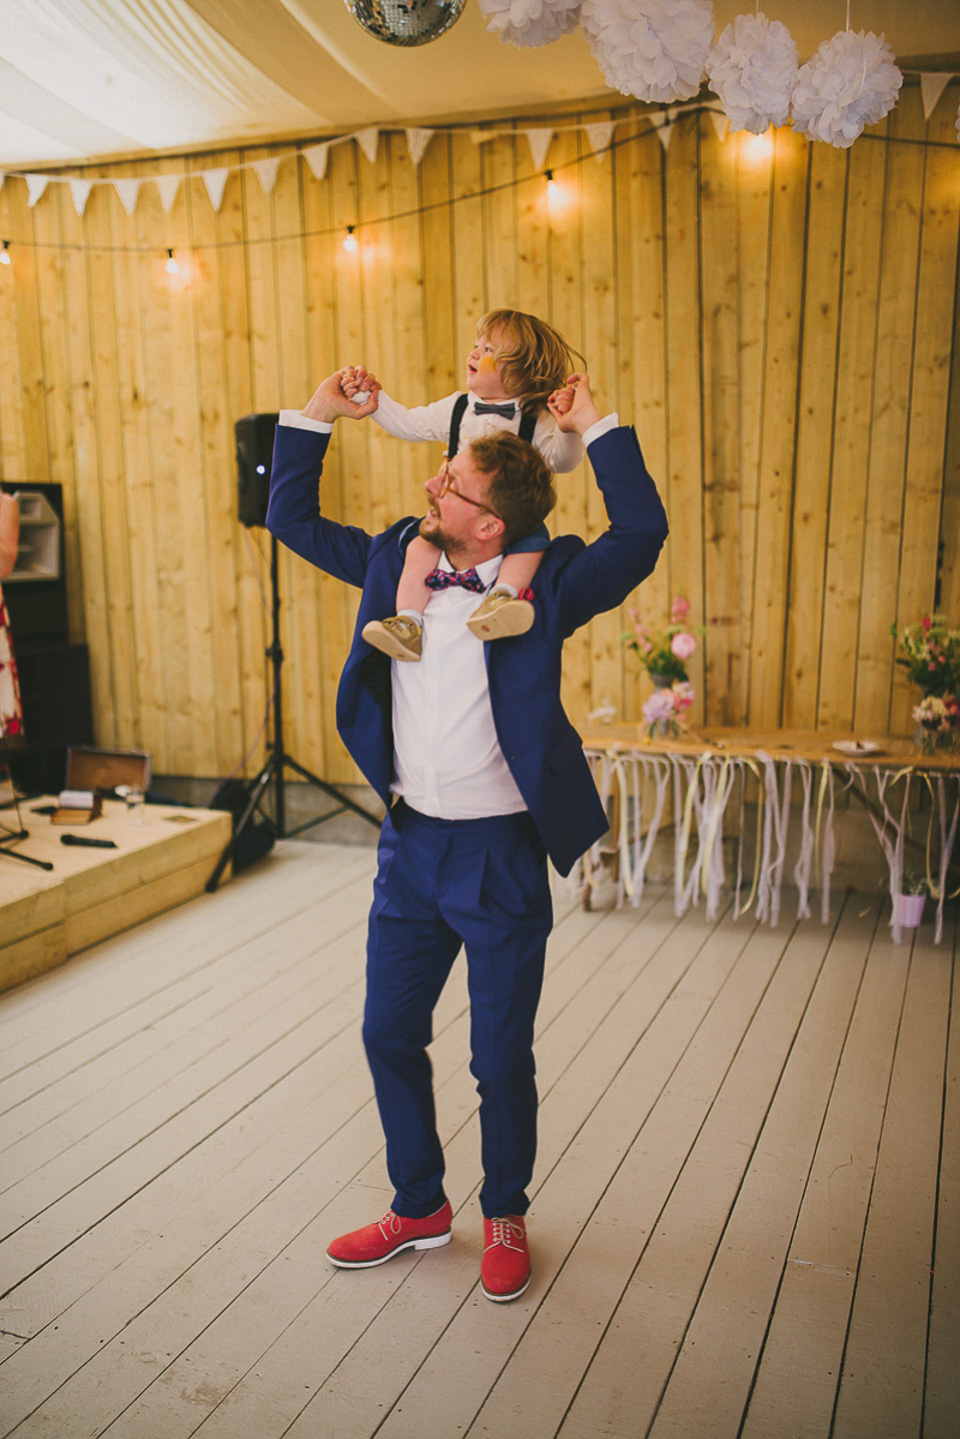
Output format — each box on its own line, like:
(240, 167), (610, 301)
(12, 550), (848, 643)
(236, 413), (278, 527)
(2, 482), (68, 644)
(7, 642), (94, 793)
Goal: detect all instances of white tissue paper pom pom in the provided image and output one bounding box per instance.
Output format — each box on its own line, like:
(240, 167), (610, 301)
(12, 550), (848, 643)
(581, 0), (715, 104)
(476, 0), (582, 47)
(791, 30), (902, 149)
(706, 12), (798, 134)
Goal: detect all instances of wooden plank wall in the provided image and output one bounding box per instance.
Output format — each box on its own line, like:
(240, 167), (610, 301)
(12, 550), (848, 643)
(0, 84), (958, 786)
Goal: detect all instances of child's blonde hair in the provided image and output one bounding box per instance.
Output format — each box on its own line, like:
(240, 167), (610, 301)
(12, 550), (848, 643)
(477, 309), (585, 413)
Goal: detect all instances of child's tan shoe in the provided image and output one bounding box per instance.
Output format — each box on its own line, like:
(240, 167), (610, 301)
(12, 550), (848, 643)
(466, 588), (535, 640)
(362, 614), (422, 661)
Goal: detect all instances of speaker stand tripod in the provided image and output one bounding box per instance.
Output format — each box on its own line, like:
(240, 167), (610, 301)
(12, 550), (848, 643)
(1, 743), (54, 871)
(206, 532), (380, 892)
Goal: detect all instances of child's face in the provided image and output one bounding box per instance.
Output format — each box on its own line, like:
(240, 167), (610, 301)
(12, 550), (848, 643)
(466, 328), (514, 400)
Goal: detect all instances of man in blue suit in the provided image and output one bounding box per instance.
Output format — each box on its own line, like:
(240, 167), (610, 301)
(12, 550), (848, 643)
(267, 367), (667, 1302)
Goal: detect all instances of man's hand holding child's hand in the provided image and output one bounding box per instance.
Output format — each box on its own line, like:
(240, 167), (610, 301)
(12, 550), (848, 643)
(302, 367), (381, 424)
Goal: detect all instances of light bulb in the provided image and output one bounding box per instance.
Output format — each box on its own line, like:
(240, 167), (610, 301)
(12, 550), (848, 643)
(165, 247), (180, 275)
(0, 241), (10, 267)
(545, 170), (564, 213)
(742, 132), (774, 163)
(343, 226), (359, 253)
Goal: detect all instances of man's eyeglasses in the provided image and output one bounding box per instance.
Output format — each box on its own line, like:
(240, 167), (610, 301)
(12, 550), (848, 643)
(436, 458), (500, 518)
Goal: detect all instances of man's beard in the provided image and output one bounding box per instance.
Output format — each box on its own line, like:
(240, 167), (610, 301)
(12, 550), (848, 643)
(419, 509), (467, 563)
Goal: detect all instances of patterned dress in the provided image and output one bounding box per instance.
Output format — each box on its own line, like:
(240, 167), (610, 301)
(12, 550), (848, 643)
(0, 585), (23, 740)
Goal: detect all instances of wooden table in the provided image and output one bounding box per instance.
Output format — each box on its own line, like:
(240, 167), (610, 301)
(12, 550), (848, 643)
(577, 725), (960, 942)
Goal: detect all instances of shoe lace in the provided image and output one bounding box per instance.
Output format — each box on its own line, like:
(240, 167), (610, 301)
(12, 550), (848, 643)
(378, 1209), (403, 1239)
(486, 1217), (525, 1252)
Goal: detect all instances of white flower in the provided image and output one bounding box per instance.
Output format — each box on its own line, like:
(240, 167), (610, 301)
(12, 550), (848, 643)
(706, 12), (798, 134)
(791, 30), (902, 149)
(476, 0), (582, 47)
(580, 0), (715, 104)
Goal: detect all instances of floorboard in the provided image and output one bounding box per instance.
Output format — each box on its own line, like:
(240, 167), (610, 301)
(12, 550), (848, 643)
(0, 842), (955, 1439)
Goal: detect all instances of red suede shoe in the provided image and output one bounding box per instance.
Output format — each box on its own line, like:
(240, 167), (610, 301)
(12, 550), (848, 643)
(481, 1215), (531, 1302)
(326, 1201), (453, 1269)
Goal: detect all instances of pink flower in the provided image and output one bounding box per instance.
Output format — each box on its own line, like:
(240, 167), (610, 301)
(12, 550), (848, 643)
(921, 616), (932, 631)
(670, 595), (691, 624)
(671, 632), (697, 661)
(643, 690), (676, 724)
(672, 681), (695, 712)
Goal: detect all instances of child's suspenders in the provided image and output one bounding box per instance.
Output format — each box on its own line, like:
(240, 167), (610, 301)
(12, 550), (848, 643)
(447, 394), (537, 454)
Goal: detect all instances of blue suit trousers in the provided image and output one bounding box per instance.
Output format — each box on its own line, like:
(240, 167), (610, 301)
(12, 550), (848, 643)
(363, 801), (554, 1220)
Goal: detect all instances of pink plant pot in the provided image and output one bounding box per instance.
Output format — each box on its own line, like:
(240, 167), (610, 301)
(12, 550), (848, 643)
(891, 893), (926, 928)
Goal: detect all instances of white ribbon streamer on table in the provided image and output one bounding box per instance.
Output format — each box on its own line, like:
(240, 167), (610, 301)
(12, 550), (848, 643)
(816, 762), (834, 925)
(756, 754), (793, 926)
(701, 757), (737, 921)
(793, 761), (815, 920)
(733, 759), (748, 918)
(577, 748), (955, 943)
(862, 766), (913, 943)
(625, 754), (670, 905)
(674, 756), (704, 915)
(933, 775), (960, 945)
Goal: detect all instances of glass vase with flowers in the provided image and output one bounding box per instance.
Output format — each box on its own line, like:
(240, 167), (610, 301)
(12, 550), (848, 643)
(891, 614), (960, 751)
(623, 595), (700, 737)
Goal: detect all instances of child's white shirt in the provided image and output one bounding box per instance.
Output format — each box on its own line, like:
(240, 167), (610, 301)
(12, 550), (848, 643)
(371, 389), (584, 472)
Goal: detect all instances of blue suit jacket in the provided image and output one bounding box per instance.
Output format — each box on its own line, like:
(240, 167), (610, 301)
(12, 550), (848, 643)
(267, 423), (668, 876)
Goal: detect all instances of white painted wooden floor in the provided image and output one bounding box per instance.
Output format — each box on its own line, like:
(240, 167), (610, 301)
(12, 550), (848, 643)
(0, 840), (956, 1439)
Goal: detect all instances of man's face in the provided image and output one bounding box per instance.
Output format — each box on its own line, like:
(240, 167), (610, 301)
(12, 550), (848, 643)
(421, 450), (500, 557)
(465, 328), (512, 400)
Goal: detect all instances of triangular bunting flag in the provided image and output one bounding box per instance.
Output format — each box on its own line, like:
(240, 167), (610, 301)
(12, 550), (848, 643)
(113, 178), (140, 215)
(585, 121), (615, 159)
(202, 168), (229, 211)
(524, 127), (553, 171)
(405, 128), (434, 166)
(302, 142), (331, 181)
(253, 156), (281, 194)
(707, 109), (729, 142)
(155, 175), (180, 213)
(69, 178), (94, 217)
(25, 174), (50, 207)
(920, 72), (952, 121)
(470, 130), (496, 145)
(354, 126), (379, 164)
(655, 109), (678, 152)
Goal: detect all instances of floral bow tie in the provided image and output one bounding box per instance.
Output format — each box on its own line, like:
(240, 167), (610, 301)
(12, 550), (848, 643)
(424, 566), (485, 593)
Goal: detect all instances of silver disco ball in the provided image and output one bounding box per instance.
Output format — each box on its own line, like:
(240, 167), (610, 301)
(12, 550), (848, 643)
(342, 0), (466, 47)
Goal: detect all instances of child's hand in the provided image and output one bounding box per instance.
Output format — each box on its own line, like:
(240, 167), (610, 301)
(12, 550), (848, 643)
(303, 369), (380, 423)
(340, 364), (376, 402)
(548, 373), (600, 434)
(548, 382), (576, 416)
(340, 366), (362, 399)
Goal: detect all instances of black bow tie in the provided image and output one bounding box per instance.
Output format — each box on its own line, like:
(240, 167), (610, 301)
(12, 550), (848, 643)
(473, 401), (516, 418)
(424, 566), (485, 594)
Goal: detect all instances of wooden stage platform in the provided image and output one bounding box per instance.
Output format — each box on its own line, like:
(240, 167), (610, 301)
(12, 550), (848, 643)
(0, 797), (232, 992)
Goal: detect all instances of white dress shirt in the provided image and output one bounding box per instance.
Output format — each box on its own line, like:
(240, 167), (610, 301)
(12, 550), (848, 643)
(372, 389), (585, 473)
(389, 553), (527, 817)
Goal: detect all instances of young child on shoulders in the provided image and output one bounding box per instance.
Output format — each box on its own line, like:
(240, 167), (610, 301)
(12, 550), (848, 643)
(345, 308), (586, 661)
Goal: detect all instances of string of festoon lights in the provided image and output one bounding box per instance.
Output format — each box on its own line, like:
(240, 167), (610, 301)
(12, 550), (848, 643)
(0, 0), (957, 282)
